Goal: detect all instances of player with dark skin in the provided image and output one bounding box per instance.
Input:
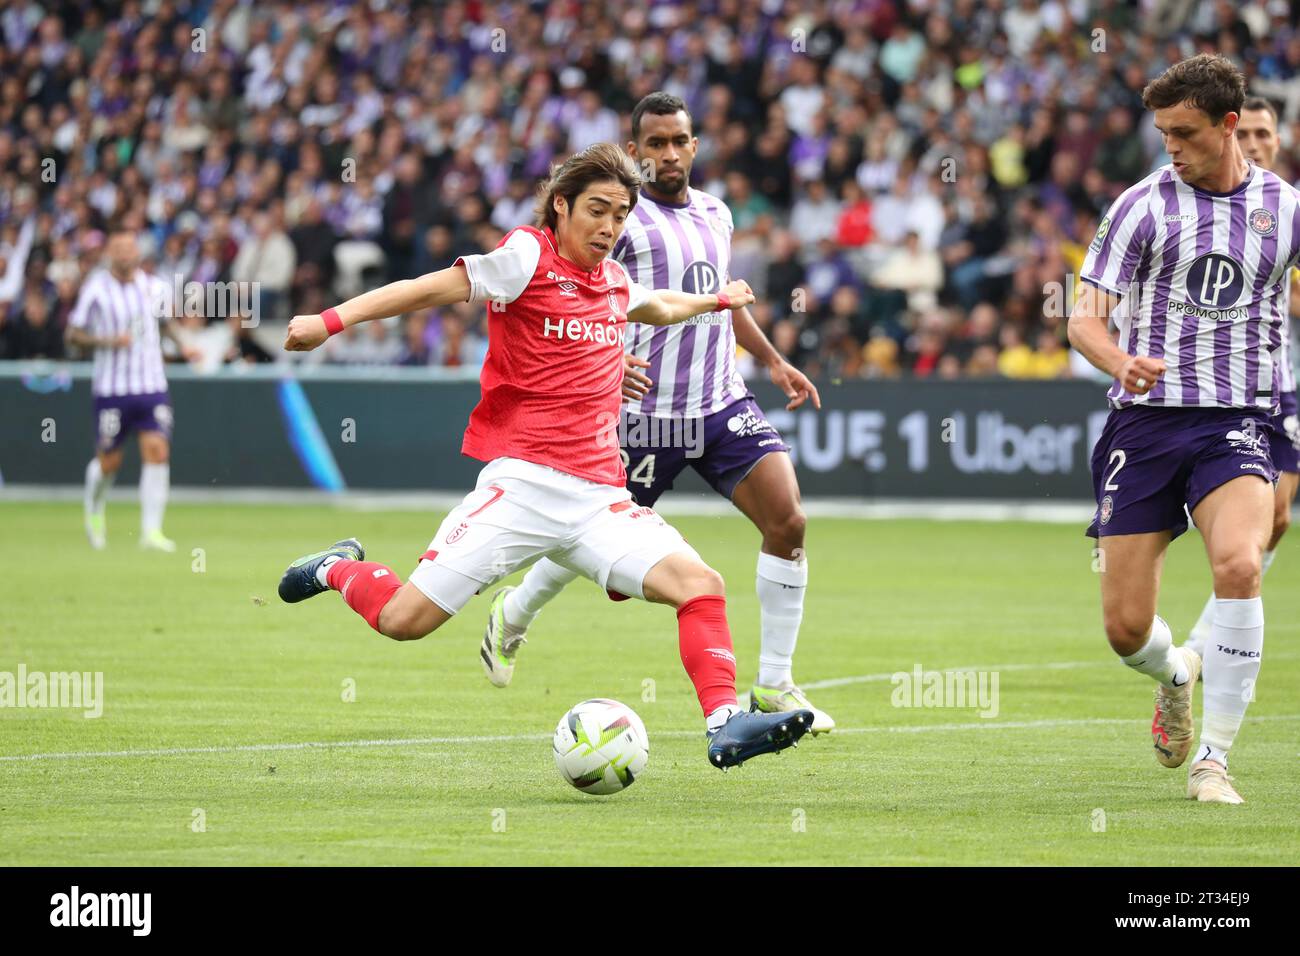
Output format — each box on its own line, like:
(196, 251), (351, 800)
(622, 108), (821, 564)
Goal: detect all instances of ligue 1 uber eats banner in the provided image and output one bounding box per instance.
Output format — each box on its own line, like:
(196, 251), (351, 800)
(0, 369), (1107, 499)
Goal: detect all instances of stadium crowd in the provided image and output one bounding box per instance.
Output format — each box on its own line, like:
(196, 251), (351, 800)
(2, 0), (1300, 379)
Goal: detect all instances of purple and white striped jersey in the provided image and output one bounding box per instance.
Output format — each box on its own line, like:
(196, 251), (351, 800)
(616, 188), (747, 418)
(1081, 163), (1300, 411)
(68, 268), (171, 397)
(1282, 265), (1297, 394)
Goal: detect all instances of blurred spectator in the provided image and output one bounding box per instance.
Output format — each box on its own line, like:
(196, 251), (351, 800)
(229, 212), (295, 322)
(3, 285), (64, 359)
(872, 231), (944, 313)
(789, 179), (841, 253)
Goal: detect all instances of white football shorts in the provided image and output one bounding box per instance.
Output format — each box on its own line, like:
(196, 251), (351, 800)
(407, 457), (700, 614)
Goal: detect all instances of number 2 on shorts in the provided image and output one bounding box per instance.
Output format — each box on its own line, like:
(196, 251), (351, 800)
(1104, 449), (1126, 491)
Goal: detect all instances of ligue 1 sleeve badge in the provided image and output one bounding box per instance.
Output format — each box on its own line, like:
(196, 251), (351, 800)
(1249, 208), (1277, 237)
(1089, 216), (1111, 253)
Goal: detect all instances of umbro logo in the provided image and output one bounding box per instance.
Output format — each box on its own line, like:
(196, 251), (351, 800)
(546, 270), (579, 296)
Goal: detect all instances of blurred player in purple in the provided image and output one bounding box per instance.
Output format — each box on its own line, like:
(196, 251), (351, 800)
(1069, 56), (1300, 804)
(1185, 96), (1300, 655)
(65, 229), (190, 552)
(479, 93), (833, 733)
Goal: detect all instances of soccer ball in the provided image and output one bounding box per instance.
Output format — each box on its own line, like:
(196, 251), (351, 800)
(552, 698), (650, 795)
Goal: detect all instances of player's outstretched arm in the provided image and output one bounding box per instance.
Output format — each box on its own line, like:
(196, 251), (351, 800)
(1067, 281), (1165, 395)
(284, 264), (472, 351)
(629, 279), (755, 327)
(732, 304), (821, 410)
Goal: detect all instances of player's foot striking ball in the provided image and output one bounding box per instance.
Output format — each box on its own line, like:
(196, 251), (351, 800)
(277, 144), (797, 775)
(707, 708), (813, 769)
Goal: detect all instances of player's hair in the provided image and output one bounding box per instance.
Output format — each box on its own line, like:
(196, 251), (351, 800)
(631, 91), (692, 142)
(534, 142), (641, 232)
(1141, 54), (1246, 125)
(1242, 96), (1279, 124)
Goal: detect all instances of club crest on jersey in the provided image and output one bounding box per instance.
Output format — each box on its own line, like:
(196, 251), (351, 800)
(1249, 207), (1277, 237)
(445, 522), (469, 545)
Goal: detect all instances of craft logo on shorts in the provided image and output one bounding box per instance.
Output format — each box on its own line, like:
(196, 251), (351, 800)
(1089, 216), (1111, 253)
(1099, 494), (1114, 526)
(445, 522), (469, 545)
(1250, 207), (1277, 237)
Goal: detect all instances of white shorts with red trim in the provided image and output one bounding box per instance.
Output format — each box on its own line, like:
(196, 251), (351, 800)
(407, 457), (699, 615)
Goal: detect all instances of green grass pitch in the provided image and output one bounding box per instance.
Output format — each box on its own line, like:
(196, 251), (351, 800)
(1, 501), (1297, 865)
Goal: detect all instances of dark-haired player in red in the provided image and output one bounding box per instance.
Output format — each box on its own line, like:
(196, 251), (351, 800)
(276, 144), (811, 768)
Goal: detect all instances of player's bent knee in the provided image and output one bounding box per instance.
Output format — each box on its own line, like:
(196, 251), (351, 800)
(765, 508), (806, 552)
(378, 600), (444, 642)
(1102, 612), (1153, 656)
(681, 563), (726, 600)
(1210, 553), (1261, 599)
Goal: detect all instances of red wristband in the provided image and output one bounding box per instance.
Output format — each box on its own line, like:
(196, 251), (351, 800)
(321, 307), (344, 336)
(715, 292), (731, 311)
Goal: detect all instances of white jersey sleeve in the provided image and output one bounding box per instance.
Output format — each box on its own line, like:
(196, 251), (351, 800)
(610, 259), (653, 312)
(1080, 181), (1155, 297)
(68, 272), (103, 330)
(455, 228), (542, 305)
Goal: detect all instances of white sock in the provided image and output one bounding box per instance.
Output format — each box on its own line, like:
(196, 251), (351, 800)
(140, 462), (169, 536)
(706, 703), (743, 731)
(1188, 550), (1273, 657)
(506, 558), (578, 632)
(1198, 596), (1264, 766)
(756, 551), (807, 687)
(316, 555), (342, 588)
(84, 458), (114, 517)
(1120, 615), (1188, 688)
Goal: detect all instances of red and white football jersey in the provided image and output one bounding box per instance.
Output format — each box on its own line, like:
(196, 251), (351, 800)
(456, 225), (653, 486)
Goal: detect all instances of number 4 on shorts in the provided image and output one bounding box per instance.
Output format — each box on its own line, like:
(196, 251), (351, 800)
(629, 454), (656, 488)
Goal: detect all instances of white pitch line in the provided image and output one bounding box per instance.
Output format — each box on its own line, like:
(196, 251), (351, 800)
(0, 733), (552, 762)
(799, 659), (1107, 691)
(3, 715), (1298, 763)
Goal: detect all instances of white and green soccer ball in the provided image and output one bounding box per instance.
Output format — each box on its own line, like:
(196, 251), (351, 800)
(552, 698), (649, 795)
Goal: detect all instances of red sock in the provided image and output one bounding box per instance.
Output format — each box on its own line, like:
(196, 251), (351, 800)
(676, 595), (739, 716)
(326, 559), (403, 632)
